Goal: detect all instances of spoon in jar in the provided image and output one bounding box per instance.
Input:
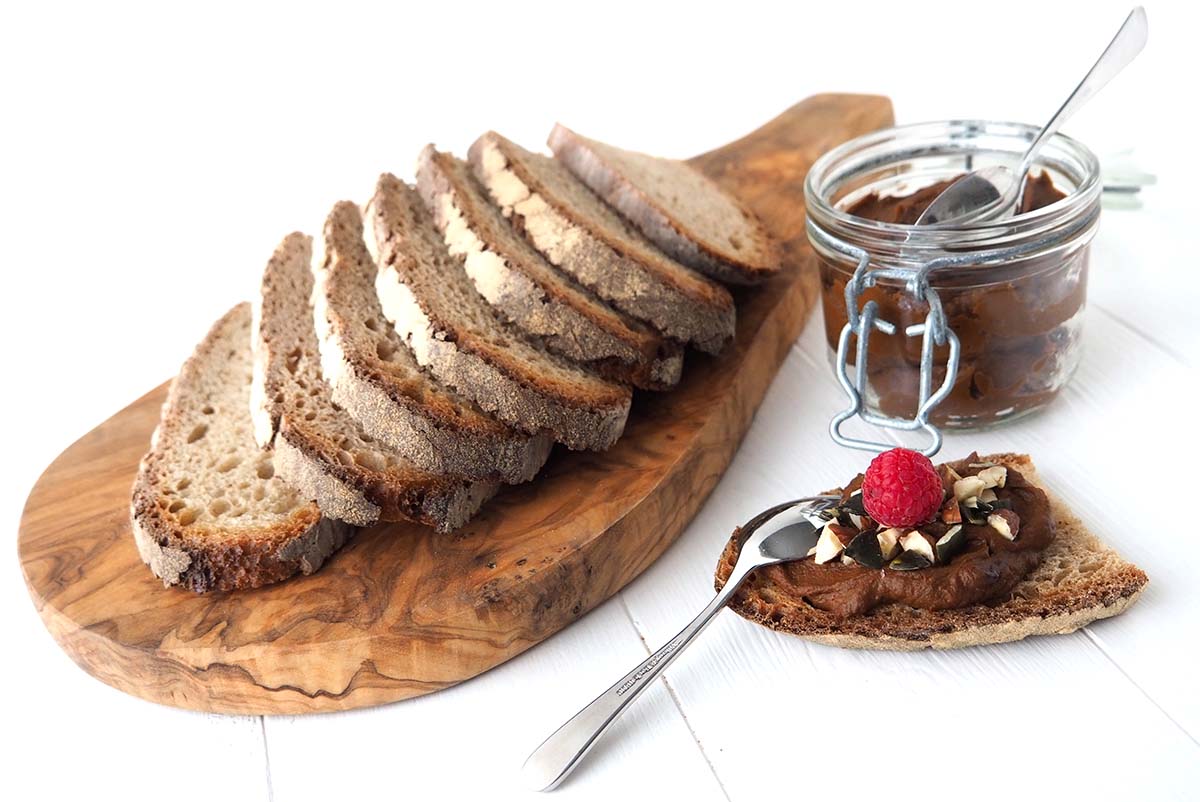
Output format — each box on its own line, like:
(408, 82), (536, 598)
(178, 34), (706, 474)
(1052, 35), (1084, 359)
(916, 6), (1148, 226)
(520, 495), (839, 791)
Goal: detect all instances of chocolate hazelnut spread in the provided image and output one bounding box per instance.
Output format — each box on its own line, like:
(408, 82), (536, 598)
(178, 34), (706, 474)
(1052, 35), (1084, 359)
(820, 172), (1085, 426)
(845, 172), (1065, 225)
(751, 456), (1054, 619)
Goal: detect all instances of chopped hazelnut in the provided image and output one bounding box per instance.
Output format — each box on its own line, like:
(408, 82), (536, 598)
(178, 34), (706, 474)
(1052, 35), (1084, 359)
(877, 528), (903, 560)
(988, 509), (1021, 540)
(954, 476), (987, 502)
(977, 466), (1008, 489)
(814, 522), (849, 564)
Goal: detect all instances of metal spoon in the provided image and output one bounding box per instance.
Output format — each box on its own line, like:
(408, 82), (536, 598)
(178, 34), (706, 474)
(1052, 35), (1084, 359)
(916, 6), (1148, 226)
(520, 495), (839, 792)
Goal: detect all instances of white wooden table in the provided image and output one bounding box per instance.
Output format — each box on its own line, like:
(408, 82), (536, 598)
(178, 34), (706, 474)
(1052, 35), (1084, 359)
(4, 2), (1197, 800)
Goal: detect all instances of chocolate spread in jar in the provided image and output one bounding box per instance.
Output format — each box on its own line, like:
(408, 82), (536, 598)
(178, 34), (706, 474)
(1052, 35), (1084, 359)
(820, 173), (1082, 426)
(846, 172), (1065, 224)
(743, 457), (1054, 619)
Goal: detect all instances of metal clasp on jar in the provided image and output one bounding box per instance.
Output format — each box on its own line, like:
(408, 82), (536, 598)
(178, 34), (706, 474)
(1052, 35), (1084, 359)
(807, 221), (961, 457)
(806, 214), (1096, 456)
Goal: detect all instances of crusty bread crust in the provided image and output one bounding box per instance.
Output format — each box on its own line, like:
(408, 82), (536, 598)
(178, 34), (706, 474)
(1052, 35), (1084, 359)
(130, 304), (354, 593)
(273, 422), (495, 531)
(469, 132), (734, 355)
(131, 478), (351, 593)
(254, 233), (498, 530)
(416, 145), (681, 390)
(714, 453), (1148, 649)
(272, 429), (379, 524)
(367, 173), (631, 451)
(315, 201), (552, 484)
(548, 123), (780, 286)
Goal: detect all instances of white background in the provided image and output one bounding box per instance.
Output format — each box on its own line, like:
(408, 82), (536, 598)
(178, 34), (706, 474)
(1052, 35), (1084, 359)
(3, 1), (1198, 800)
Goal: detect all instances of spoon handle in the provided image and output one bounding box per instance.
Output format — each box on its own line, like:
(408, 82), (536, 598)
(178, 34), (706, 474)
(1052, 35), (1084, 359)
(1019, 6), (1148, 178)
(520, 562), (755, 792)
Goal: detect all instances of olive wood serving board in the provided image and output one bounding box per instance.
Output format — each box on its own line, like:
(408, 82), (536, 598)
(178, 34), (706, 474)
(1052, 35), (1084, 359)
(18, 94), (894, 715)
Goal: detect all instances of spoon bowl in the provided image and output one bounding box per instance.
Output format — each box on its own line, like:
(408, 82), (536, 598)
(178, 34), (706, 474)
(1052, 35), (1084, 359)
(915, 165), (1016, 226)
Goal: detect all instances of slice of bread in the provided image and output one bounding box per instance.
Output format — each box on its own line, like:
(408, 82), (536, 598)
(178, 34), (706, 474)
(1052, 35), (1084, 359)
(366, 173), (631, 451)
(131, 304), (354, 593)
(415, 145), (682, 390)
(714, 453), (1148, 650)
(469, 132), (736, 355)
(313, 201), (552, 485)
(548, 123), (780, 285)
(252, 232), (497, 529)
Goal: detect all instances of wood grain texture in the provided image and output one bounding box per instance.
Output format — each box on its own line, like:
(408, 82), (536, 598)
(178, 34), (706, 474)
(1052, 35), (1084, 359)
(17, 94), (894, 715)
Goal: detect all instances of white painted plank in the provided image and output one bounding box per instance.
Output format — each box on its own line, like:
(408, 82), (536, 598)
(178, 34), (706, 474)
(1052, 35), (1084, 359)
(263, 594), (725, 802)
(618, 315), (1199, 801)
(653, 615), (1198, 801)
(1088, 179), (1199, 368)
(3, 579), (270, 802)
(932, 312), (1200, 739)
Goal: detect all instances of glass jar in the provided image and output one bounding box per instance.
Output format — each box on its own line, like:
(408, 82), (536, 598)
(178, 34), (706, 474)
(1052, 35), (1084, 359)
(804, 120), (1101, 430)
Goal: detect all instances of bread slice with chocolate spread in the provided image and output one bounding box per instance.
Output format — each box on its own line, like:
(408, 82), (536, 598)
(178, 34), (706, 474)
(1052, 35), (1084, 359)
(714, 453), (1148, 650)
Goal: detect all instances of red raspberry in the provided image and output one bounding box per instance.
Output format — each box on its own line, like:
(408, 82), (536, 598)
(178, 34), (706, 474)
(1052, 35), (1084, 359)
(861, 448), (944, 528)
